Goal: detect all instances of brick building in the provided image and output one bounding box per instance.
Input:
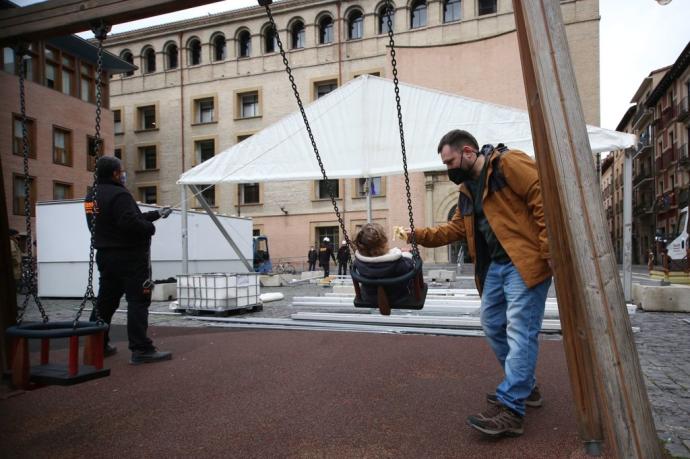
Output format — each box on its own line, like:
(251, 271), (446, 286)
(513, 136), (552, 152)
(0, 31), (134, 239)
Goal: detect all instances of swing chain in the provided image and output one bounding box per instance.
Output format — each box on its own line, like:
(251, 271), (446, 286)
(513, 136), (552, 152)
(74, 21), (110, 327)
(384, 0), (419, 260)
(262, 5), (353, 249)
(15, 43), (49, 325)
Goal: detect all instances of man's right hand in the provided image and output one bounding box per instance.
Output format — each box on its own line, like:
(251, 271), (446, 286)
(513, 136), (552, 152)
(404, 228), (413, 243)
(158, 207), (172, 218)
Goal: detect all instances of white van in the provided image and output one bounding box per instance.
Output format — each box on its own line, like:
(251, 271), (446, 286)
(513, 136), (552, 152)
(667, 206), (689, 261)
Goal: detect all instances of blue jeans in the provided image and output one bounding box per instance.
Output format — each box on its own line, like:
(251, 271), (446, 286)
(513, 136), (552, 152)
(480, 261), (552, 416)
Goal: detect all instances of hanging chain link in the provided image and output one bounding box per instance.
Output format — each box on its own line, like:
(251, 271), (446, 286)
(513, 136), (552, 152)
(15, 43), (49, 325)
(384, 0), (419, 260)
(74, 21), (110, 327)
(262, 5), (353, 249)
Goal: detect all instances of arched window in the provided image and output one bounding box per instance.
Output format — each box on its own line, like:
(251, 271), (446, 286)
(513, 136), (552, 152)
(319, 16), (334, 44)
(443, 0), (461, 22)
(291, 20), (305, 49)
(264, 26), (278, 53)
(348, 10), (364, 40)
(142, 47), (156, 73)
(188, 38), (202, 66)
(120, 50), (134, 76)
(212, 34), (226, 61)
(410, 0), (427, 29)
(165, 43), (178, 70)
(238, 30), (252, 58)
(378, 4), (395, 34)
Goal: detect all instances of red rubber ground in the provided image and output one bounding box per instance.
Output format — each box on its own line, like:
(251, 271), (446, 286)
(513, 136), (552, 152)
(0, 326), (609, 458)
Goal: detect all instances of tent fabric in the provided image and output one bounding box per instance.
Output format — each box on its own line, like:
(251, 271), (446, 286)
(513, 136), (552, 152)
(178, 75), (635, 185)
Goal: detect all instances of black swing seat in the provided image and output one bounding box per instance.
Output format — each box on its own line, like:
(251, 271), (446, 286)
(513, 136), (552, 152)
(350, 257), (428, 316)
(6, 321), (110, 387)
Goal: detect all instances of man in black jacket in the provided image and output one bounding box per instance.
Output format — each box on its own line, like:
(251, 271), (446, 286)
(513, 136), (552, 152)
(307, 246), (317, 271)
(85, 156), (172, 365)
(337, 240), (351, 276)
(318, 237), (336, 278)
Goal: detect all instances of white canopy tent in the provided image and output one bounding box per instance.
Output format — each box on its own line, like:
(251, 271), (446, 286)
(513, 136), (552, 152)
(177, 75), (637, 282)
(179, 75), (635, 185)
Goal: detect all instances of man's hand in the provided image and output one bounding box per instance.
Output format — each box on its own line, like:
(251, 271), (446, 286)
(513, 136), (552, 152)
(404, 228), (413, 243)
(158, 207), (172, 219)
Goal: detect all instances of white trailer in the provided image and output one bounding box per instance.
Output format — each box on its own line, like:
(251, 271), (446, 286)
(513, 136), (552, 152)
(36, 199), (253, 298)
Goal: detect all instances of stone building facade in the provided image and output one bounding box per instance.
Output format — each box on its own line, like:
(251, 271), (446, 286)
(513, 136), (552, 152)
(104, 0), (600, 264)
(603, 42), (690, 265)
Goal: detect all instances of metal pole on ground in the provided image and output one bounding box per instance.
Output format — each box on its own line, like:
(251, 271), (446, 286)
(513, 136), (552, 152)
(366, 177), (372, 223)
(181, 184), (189, 274)
(624, 148), (633, 301)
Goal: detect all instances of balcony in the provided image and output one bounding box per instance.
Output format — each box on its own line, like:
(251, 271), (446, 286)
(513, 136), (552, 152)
(657, 191), (676, 212)
(679, 188), (689, 208)
(633, 169), (652, 187)
(677, 97), (689, 122)
(661, 144), (676, 170)
(631, 106), (652, 129)
(679, 143), (689, 169)
(633, 200), (654, 216)
(661, 104), (675, 126)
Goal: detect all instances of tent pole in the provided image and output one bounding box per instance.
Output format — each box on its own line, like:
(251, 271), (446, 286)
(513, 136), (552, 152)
(189, 185), (252, 272)
(366, 177), (372, 223)
(181, 184), (189, 274)
(623, 149), (633, 301)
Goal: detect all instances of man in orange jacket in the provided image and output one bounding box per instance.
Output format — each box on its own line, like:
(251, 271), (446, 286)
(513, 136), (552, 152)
(408, 130), (552, 437)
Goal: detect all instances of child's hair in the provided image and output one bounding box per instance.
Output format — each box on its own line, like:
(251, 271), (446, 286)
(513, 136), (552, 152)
(354, 223), (388, 257)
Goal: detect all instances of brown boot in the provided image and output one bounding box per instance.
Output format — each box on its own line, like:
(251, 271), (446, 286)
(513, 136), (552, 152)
(467, 404), (524, 437)
(486, 385), (543, 408)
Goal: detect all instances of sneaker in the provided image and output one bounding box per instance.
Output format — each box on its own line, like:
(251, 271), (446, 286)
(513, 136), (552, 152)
(467, 404), (524, 437)
(129, 349), (172, 365)
(486, 386), (543, 408)
(104, 344), (118, 358)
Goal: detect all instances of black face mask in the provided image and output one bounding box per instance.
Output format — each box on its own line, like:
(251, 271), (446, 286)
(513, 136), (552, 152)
(447, 152), (478, 185)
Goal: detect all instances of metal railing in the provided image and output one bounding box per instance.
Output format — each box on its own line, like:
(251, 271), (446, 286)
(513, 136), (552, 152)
(677, 97), (689, 121)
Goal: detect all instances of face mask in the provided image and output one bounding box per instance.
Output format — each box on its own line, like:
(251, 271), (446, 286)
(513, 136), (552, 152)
(447, 151), (478, 185)
(119, 171), (127, 186)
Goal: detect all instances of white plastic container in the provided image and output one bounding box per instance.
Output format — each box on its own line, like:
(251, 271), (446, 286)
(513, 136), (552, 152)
(176, 273), (261, 312)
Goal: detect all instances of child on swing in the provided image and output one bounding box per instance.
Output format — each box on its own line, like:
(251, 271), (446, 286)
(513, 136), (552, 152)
(352, 223), (416, 304)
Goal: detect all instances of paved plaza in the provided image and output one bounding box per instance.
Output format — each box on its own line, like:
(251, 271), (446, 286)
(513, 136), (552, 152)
(11, 266), (690, 457)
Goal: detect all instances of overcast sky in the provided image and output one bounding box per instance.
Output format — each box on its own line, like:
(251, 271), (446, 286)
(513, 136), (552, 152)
(14, 0), (690, 130)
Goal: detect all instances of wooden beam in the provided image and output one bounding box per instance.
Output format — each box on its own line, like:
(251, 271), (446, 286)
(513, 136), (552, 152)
(512, 4), (604, 454)
(512, 1), (660, 457)
(0, 0), (227, 44)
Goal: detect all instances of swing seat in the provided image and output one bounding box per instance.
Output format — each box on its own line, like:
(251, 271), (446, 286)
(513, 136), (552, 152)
(351, 258), (428, 315)
(6, 321), (110, 389)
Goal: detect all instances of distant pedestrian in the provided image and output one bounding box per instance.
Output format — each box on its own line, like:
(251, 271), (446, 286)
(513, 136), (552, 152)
(337, 240), (351, 276)
(318, 237), (336, 278)
(307, 246), (317, 271)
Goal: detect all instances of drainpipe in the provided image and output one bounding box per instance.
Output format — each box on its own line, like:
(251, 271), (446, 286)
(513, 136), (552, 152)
(179, 32), (185, 174)
(337, 0), (342, 85)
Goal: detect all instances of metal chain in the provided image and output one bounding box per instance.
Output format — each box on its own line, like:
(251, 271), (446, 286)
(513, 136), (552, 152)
(15, 43), (49, 324)
(262, 5), (353, 249)
(384, 0), (419, 259)
(74, 21), (110, 327)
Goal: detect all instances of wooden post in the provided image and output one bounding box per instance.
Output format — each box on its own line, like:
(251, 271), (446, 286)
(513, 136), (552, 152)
(512, 2), (661, 457)
(0, 154), (18, 376)
(11, 337), (30, 389)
